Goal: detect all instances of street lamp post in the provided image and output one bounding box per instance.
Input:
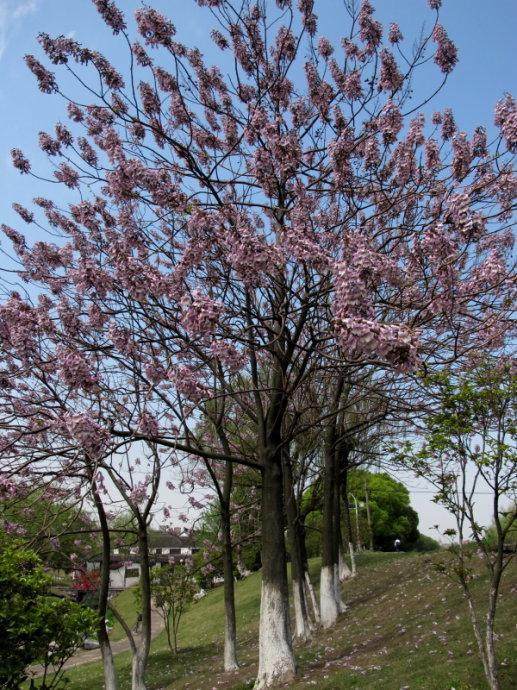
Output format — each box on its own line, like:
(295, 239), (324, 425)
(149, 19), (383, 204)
(348, 493), (362, 550)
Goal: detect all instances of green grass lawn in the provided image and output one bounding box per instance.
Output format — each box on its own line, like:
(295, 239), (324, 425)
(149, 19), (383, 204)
(56, 551), (517, 690)
(108, 586), (140, 642)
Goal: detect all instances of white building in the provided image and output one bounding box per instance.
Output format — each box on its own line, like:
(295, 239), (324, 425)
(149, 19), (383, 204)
(85, 531), (197, 591)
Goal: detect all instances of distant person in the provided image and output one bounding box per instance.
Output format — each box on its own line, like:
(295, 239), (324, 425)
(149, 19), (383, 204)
(394, 538), (401, 552)
(134, 612), (142, 633)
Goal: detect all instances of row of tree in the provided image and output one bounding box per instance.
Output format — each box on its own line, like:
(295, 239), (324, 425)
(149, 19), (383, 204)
(0, 1), (514, 689)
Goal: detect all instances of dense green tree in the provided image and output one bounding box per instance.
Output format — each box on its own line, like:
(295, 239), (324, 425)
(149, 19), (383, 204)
(348, 471), (420, 551)
(301, 470), (420, 554)
(0, 538), (96, 689)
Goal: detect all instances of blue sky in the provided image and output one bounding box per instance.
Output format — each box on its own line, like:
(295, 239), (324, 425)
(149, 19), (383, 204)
(0, 0), (515, 535)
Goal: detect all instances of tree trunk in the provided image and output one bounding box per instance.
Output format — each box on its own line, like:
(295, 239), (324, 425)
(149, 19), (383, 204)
(320, 442), (340, 628)
(304, 570), (320, 623)
(132, 526), (152, 690)
(282, 449), (312, 640)
(299, 518), (320, 623)
(341, 464), (357, 577)
(349, 541), (356, 576)
(485, 579), (501, 690)
(320, 436), (342, 628)
(364, 481), (374, 551)
(221, 504), (239, 671)
(332, 452), (345, 614)
(255, 449), (296, 689)
(91, 480), (118, 690)
(131, 653), (147, 690)
(338, 545), (352, 582)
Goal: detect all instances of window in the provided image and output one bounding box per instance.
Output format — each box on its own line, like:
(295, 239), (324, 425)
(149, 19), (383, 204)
(154, 548), (162, 555)
(125, 567), (139, 579)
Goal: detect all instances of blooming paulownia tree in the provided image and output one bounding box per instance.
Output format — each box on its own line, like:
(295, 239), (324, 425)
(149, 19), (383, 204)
(1, 0), (514, 688)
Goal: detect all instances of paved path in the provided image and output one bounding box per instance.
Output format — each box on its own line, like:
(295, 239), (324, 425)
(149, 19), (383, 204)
(28, 607), (165, 678)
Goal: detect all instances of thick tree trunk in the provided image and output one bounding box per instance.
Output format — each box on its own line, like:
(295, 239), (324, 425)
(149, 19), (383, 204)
(131, 654), (147, 690)
(282, 449), (312, 640)
(221, 505), (239, 671)
(320, 442), (339, 628)
(299, 518), (320, 623)
(332, 452), (345, 613)
(341, 464), (357, 576)
(132, 527), (152, 690)
(255, 450), (296, 689)
(91, 480), (118, 690)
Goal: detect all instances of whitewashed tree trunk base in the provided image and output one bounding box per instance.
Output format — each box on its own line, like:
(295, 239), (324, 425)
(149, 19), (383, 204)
(131, 654), (147, 690)
(339, 548), (352, 581)
(292, 578), (312, 640)
(349, 542), (357, 576)
(334, 564), (347, 613)
(100, 642), (118, 690)
(304, 571), (320, 624)
(320, 565), (339, 628)
(254, 581), (296, 689)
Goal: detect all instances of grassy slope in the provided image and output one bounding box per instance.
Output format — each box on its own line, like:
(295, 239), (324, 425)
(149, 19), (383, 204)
(109, 586), (140, 642)
(61, 552), (517, 690)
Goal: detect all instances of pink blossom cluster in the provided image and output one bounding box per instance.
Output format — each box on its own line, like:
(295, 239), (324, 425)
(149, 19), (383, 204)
(57, 347), (98, 391)
(135, 7), (176, 47)
(335, 316), (419, 370)
(129, 480), (149, 506)
(378, 100), (403, 144)
(388, 23), (403, 44)
(358, 0), (382, 54)
(12, 203), (34, 224)
(494, 94), (517, 153)
(451, 133), (473, 181)
(54, 162), (80, 188)
(11, 148), (31, 173)
(60, 412), (110, 458)
(181, 290), (224, 337)
(169, 365), (209, 403)
(304, 61), (333, 119)
(209, 340), (247, 373)
(138, 411), (159, 437)
(432, 25), (458, 74)
(379, 49), (403, 92)
(92, 0), (126, 34)
(24, 54), (57, 93)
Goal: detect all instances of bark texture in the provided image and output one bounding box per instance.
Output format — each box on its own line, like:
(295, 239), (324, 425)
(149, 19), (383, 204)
(255, 449), (296, 688)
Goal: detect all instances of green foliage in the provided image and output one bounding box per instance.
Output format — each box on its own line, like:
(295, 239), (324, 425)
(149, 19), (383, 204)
(303, 470), (420, 553)
(348, 470), (420, 550)
(413, 534), (441, 552)
(0, 538), (96, 689)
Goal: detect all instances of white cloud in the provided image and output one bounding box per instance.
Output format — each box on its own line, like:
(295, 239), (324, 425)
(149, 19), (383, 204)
(12, 0), (37, 19)
(0, 0), (39, 59)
